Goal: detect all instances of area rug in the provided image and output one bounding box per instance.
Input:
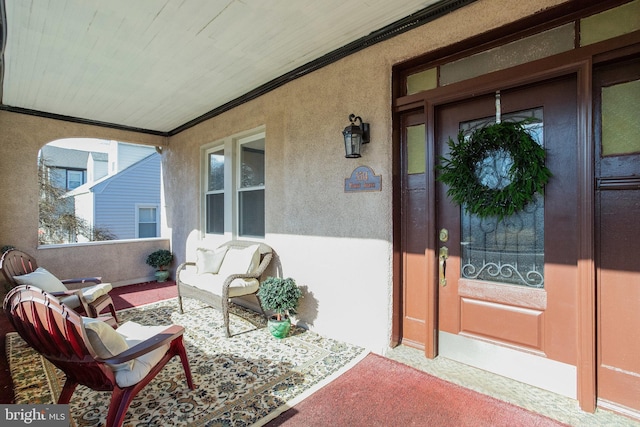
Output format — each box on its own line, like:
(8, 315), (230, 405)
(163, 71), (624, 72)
(6, 298), (366, 426)
(265, 352), (569, 427)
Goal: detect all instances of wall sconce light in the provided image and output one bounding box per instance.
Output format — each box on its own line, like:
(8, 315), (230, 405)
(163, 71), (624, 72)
(342, 114), (370, 158)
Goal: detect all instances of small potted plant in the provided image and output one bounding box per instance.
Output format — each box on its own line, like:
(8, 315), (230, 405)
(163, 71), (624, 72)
(145, 249), (174, 282)
(257, 277), (303, 339)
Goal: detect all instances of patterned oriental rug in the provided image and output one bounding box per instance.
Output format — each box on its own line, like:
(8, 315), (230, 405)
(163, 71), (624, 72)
(6, 298), (366, 426)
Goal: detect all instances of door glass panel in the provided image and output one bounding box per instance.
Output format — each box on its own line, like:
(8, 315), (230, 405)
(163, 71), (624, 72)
(459, 108), (545, 288)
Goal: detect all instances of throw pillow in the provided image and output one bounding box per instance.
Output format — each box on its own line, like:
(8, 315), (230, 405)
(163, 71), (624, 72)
(217, 244), (260, 277)
(195, 246), (228, 274)
(83, 317), (133, 370)
(13, 267), (67, 292)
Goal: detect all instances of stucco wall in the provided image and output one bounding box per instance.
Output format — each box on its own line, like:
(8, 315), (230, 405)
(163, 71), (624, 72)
(0, 0), (569, 351)
(0, 111), (169, 286)
(166, 0), (568, 352)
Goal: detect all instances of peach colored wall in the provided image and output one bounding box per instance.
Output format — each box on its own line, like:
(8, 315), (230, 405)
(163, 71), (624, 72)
(0, 111), (169, 287)
(0, 0), (569, 350)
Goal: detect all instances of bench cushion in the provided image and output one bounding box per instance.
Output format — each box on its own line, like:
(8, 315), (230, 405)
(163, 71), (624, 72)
(178, 266), (260, 297)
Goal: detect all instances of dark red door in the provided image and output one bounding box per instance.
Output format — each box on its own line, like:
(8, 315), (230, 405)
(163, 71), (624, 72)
(595, 57), (640, 415)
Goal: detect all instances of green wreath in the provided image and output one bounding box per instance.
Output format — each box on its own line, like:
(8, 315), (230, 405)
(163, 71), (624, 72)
(437, 120), (551, 219)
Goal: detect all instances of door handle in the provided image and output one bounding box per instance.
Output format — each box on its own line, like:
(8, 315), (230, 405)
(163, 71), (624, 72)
(439, 246), (449, 287)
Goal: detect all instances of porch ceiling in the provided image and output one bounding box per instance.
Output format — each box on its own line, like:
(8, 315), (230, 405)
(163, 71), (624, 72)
(0, 0), (450, 135)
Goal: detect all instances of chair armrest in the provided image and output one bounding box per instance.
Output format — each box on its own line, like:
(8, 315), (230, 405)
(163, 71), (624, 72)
(176, 261), (195, 273)
(62, 277), (102, 285)
(253, 251), (273, 278)
(49, 289), (83, 297)
(175, 262), (195, 285)
(104, 325), (185, 364)
(51, 289), (93, 316)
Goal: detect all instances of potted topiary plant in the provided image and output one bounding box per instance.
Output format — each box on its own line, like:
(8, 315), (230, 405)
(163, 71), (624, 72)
(257, 276), (303, 339)
(145, 249), (173, 282)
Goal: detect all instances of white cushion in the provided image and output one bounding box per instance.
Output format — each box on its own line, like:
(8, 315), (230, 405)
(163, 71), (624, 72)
(83, 319), (171, 387)
(13, 267), (67, 292)
(112, 321), (171, 388)
(217, 245), (260, 277)
(195, 246), (227, 274)
(59, 294), (82, 309)
(81, 283), (113, 303)
(179, 266), (260, 297)
(83, 317), (133, 371)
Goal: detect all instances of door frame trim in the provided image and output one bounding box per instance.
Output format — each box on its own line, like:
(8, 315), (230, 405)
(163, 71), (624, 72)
(395, 56), (596, 411)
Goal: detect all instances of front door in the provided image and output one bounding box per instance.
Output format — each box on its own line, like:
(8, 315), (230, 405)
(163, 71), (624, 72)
(435, 75), (580, 397)
(595, 57), (640, 416)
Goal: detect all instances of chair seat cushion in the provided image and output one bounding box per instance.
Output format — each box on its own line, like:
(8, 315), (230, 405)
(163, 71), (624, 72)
(179, 266), (259, 297)
(81, 283), (113, 303)
(83, 319), (171, 387)
(13, 267), (67, 292)
(114, 322), (171, 388)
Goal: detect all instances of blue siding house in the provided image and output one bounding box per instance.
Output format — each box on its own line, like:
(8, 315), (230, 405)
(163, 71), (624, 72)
(68, 150), (161, 241)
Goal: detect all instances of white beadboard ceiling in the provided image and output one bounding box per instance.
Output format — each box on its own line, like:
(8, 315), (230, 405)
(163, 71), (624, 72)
(1, 0), (447, 134)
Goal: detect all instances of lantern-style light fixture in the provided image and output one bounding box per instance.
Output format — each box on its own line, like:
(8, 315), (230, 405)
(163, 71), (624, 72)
(342, 114), (370, 158)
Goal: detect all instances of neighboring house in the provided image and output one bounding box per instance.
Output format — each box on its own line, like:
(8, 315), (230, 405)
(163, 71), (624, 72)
(68, 152), (161, 241)
(87, 152), (108, 183)
(40, 145), (94, 191)
(40, 141), (159, 242)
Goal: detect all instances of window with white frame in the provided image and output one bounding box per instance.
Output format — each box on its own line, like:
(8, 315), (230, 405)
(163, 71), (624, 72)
(203, 129), (265, 238)
(66, 169), (85, 190)
(137, 206), (159, 238)
(205, 148), (225, 234)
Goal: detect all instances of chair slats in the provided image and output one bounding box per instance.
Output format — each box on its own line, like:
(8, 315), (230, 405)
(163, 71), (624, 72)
(0, 249), (117, 321)
(3, 285), (195, 427)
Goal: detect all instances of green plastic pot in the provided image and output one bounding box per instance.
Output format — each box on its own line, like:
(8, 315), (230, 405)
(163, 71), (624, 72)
(267, 316), (291, 339)
(155, 270), (170, 283)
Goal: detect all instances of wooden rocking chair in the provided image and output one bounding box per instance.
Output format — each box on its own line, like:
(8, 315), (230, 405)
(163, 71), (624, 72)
(0, 249), (118, 321)
(4, 285), (195, 427)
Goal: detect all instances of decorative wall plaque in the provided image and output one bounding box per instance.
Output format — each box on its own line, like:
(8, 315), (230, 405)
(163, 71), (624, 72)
(344, 165), (381, 192)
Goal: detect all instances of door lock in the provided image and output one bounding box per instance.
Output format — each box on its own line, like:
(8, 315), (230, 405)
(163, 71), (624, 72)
(439, 228), (449, 242)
